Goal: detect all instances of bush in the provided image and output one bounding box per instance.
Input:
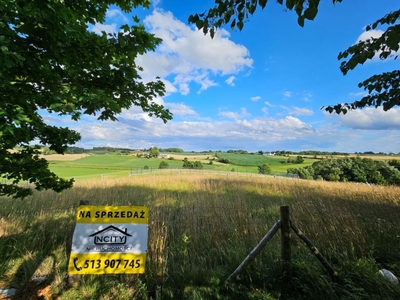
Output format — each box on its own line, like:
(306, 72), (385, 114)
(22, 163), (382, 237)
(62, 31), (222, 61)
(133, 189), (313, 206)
(159, 161), (169, 169)
(258, 164), (271, 174)
(182, 158), (203, 169)
(218, 158), (230, 164)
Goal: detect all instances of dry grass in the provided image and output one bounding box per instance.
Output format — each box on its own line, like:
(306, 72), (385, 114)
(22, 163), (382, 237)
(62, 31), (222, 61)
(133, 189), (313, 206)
(39, 154), (89, 161)
(1, 174), (399, 299)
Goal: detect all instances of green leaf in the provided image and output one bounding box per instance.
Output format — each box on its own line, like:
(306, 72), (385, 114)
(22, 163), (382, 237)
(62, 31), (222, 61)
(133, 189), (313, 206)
(298, 16), (305, 27)
(196, 19), (204, 29)
(230, 19), (236, 29)
(237, 21), (244, 31)
(304, 7), (318, 20)
(210, 28), (215, 39)
(259, 0), (268, 9)
(286, 0), (295, 10)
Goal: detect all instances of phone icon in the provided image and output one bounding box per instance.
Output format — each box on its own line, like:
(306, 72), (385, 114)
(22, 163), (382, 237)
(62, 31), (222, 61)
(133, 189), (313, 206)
(73, 257), (82, 271)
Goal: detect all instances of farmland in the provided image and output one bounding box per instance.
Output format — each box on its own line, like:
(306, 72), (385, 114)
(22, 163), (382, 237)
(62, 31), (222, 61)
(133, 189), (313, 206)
(43, 152), (314, 180)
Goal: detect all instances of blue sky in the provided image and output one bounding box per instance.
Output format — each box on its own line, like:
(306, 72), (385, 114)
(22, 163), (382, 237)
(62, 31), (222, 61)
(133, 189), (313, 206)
(46, 0), (400, 153)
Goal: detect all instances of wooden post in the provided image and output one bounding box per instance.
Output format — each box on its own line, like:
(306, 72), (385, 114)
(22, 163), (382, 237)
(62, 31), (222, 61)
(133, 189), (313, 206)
(290, 221), (338, 278)
(280, 206), (292, 284)
(225, 220), (281, 283)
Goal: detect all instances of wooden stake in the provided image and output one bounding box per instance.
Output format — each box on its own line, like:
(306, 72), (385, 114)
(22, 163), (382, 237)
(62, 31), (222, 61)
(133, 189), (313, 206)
(225, 220), (281, 283)
(290, 221), (338, 278)
(280, 206), (292, 284)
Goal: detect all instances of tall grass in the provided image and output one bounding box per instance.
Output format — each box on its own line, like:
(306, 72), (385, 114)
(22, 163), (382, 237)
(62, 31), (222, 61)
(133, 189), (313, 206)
(0, 174), (399, 299)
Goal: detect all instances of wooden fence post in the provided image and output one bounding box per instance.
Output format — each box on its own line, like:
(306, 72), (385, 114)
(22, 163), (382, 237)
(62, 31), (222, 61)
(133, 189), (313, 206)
(290, 221), (338, 278)
(225, 220), (281, 284)
(280, 206), (292, 285)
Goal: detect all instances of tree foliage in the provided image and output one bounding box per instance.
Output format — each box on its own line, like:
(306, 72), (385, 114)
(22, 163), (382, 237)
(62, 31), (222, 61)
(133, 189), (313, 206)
(148, 147), (160, 158)
(1, 0), (172, 198)
(160, 148), (184, 153)
(159, 161), (169, 169)
(189, 1), (399, 113)
(188, 0), (343, 37)
(182, 158), (204, 169)
(258, 163), (272, 174)
(288, 157), (400, 185)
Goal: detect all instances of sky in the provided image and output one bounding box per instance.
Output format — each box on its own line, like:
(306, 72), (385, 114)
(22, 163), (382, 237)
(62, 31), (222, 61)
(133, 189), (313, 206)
(45, 0), (400, 153)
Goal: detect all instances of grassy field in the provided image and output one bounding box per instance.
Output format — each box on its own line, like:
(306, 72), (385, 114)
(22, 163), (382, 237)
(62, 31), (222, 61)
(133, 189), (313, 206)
(43, 153), (313, 180)
(217, 152), (289, 166)
(0, 173), (399, 299)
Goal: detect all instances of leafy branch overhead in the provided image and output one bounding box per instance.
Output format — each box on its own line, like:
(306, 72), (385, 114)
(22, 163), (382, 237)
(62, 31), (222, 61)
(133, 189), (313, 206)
(189, 0), (399, 114)
(188, 0), (343, 37)
(0, 0), (172, 198)
(331, 10), (400, 114)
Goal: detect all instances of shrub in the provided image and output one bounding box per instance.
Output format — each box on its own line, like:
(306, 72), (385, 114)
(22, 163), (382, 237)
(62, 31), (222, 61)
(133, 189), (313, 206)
(159, 161), (169, 169)
(258, 164), (271, 174)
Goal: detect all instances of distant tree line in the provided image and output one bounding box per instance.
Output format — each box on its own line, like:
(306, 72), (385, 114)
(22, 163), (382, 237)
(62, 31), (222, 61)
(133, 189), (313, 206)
(274, 150), (399, 156)
(66, 147), (87, 154)
(159, 148), (184, 153)
(287, 157), (400, 186)
(281, 156), (304, 164)
(274, 150), (349, 156)
(227, 149), (249, 154)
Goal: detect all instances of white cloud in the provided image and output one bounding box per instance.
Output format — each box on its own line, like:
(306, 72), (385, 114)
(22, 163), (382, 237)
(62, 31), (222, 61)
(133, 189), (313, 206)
(166, 103), (197, 115)
(357, 29), (384, 43)
(152, 0), (162, 7)
(91, 23), (117, 35)
(283, 91), (292, 98)
(219, 107), (251, 120)
(42, 109), (400, 153)
(349, 91), (368, 97)
(285, 106), (314, 116)
(225, 76), (236, 86)
(301, 92), (313, 102)
(338, 107), (400, 130)
(251, 96), (261, 101)
(106, 9), (129, 23)
(137, 9), (253, 95)
(163, 80), (178, 94)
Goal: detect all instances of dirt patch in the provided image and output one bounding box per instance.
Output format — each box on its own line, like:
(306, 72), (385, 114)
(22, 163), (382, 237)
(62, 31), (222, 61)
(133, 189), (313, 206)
(40, 154), (89, 161)
(7, 284), (57, 300)
(1, 277), (60, 300)
(168, 154), (213, 160)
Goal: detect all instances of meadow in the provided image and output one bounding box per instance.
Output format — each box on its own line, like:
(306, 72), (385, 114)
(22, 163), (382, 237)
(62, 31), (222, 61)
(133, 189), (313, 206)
(43, 153), (312, 180)
(216, 152), (288, 166)
(0, 171), (399, 299)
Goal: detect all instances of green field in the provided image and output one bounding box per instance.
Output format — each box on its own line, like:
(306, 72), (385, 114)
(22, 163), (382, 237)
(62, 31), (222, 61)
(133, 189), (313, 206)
(48, 155), (185, 179)
(45, 153), (314, 179)
(216, 152), (286, 166)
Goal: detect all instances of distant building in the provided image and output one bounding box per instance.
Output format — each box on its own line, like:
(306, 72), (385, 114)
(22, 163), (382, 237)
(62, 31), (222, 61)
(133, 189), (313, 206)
(264, 152), (275, 156)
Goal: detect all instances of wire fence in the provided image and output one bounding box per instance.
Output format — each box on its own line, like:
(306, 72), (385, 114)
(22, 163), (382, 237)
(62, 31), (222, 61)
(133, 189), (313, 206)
(128, 167), (300, 179)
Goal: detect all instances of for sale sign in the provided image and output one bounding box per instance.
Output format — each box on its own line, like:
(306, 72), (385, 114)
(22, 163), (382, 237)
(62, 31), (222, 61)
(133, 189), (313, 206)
(68, 206), (148, 274)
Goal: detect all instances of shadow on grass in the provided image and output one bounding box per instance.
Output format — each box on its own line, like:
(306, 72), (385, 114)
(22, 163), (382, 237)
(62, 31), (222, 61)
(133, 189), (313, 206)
(0, 214), (75, 299)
